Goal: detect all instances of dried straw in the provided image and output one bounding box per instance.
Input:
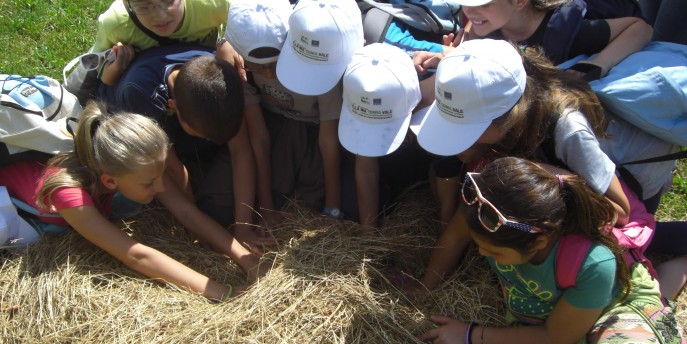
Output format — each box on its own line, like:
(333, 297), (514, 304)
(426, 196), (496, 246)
(0, 188), (684, 343)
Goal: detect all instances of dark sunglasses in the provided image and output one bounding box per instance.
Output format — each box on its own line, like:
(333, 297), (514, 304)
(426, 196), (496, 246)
(462, 172), (543, 234)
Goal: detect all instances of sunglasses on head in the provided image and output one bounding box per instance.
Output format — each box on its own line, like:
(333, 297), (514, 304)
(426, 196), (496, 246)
(462, 172), (543, 234)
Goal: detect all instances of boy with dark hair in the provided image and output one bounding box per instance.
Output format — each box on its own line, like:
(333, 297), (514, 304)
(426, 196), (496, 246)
(101, 44), (274, 254)
(173, 56), (245, 145)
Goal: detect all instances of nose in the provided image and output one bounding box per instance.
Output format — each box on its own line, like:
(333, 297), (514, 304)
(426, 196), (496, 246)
(477, 247), (491, 258)
(152, 177), (166, 194)
(149, 3), (169, 19)
(462, 6), (476, 17)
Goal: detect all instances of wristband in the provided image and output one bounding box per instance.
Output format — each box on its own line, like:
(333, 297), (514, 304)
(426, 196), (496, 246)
(465, 322), (476, 344)
(220, 283), (233, 302)
(322, 207), (344, 220)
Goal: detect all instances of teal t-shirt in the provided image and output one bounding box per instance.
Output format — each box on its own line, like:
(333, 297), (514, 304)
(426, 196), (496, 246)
(487, 240), (617, 325)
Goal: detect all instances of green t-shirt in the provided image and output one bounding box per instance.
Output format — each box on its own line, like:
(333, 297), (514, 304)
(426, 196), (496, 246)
(92, 0), (229, 52)
(487, 240), (617, 325)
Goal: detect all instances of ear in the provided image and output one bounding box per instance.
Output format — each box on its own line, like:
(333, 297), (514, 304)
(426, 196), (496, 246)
(513, 0), (529, 11)
(100, 173), (118, 191)
(167, 98), (177, 111)
(531, 233), (551, 251)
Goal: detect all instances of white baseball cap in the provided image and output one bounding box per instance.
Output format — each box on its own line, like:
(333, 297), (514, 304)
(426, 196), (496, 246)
(224, 0), (293, 64)
(339, 44), (421, 157)
(277, 0), (364, 95)
(416, 39), (526, 156)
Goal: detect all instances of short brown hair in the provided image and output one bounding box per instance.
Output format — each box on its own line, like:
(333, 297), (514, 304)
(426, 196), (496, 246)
(174, 56), (245, 144)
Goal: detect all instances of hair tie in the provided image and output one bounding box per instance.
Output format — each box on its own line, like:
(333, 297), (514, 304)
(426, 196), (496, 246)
(556, 174), (564, 188)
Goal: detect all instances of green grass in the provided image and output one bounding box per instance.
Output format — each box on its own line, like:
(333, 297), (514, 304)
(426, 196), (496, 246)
(0, 0), (685, 221)
(0, 0), (110, 79)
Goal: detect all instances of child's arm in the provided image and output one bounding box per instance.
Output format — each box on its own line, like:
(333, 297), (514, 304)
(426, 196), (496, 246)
(60, 205), (230, 300)
(418, 204), (474, 291)
(581, 17), (652, 76)
(227, 119), (270, 253)
(318, 119), (342, 214)
(355, 156), (380, 229)
(100, 43), (135, 86)
(216, 39), (247, 82)
(243, 103), (281, 227)
(604, 175), (630, 226)
(155, 173), (264, 283)
(420, 299), (605, 344)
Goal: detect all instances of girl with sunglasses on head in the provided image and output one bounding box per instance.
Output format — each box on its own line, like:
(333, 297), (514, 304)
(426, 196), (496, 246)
(419, 157), (682, 344)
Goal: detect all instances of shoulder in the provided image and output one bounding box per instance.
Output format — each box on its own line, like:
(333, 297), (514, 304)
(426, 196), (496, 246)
(188, 0), (229, 17)
(94, 0), (140, 51)
(554, 110), (594, 137)
(97, 0), (134, 33)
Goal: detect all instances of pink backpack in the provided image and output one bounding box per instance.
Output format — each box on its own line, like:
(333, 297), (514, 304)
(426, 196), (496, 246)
(555, 179), (657, 289)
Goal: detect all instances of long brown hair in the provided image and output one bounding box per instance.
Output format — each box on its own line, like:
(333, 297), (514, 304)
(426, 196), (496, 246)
(487, 45), (607, 160)
(466, 157), (630, 296)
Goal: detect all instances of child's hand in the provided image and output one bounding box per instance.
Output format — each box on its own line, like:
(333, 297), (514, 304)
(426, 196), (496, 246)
(232, 224), (277, 256)
(386, 267), (428, 301)
(258, 208), (288, 231)
(100, 43), (135, 86)
(216, 39), (247, 82)
(413, 51), (444, 76)
(417, 315), (470, 344)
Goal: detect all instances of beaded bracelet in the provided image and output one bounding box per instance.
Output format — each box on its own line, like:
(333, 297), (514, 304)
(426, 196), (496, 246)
(465, 322), (476, 344)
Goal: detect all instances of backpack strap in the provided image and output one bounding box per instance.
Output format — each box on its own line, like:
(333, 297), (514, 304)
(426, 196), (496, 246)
(124, 4), (179, 46)
(542, 0), (586, 64)
(615, 150), (687, 201)
(10, 197), (62, 218)
(362, 7), (395, 45)
(620, 150), (687, 165)
(555, 234), (593, 289)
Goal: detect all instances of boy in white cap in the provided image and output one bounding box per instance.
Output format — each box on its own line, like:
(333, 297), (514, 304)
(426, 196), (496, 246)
(276, 0), (364, 96)
(338, 43), (422, 229)
(225, 0), (351, 222)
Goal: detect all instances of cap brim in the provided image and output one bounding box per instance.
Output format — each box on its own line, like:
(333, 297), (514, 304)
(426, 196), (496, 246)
(416, 102), (491, 156)
(338, 97), (412, 157)
(276, 37), (346, 95)
(409, 105), (430, 135)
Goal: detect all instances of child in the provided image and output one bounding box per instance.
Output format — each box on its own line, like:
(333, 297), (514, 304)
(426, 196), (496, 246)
(225, 0), (357, 221)
(419, 0), (652, 70)
(419, 157), (682, 344)
(0, 102), (262, 301)
(338, 43), (422, 229)
(410, 39), (630, 292)
(92, 0), (244, 86)
(100, 44), (275, 254)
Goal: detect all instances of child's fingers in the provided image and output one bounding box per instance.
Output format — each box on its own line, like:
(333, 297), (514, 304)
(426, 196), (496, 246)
(429, 315), (453, 325)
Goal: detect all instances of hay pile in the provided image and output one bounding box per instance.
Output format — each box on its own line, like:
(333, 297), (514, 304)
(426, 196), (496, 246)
(0, 188), (684, 343)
